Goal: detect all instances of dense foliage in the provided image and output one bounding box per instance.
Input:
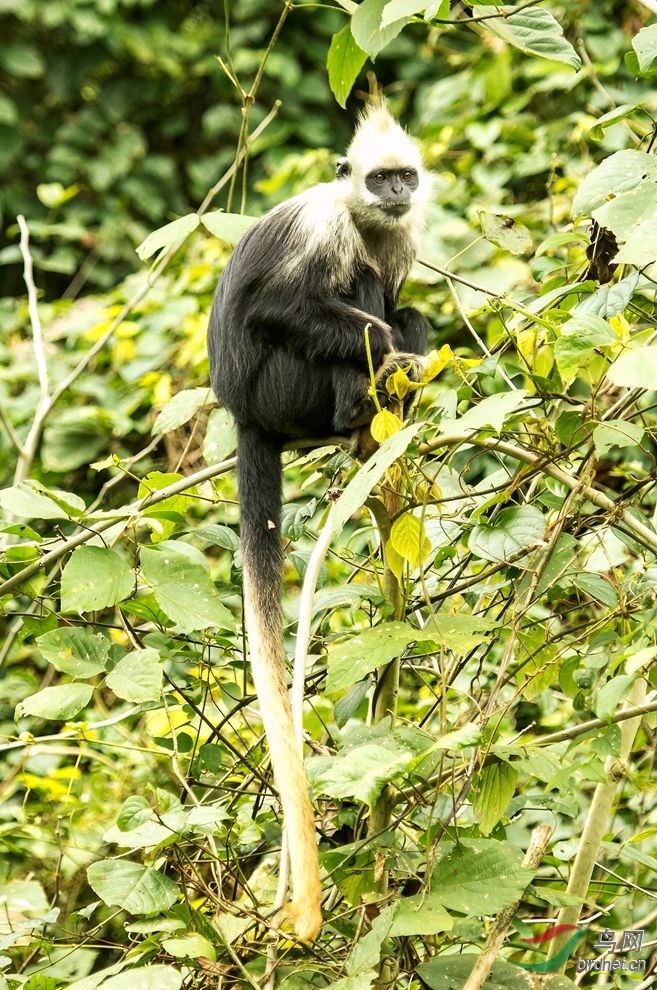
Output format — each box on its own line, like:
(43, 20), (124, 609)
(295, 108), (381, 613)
(1, 2), (657, 989)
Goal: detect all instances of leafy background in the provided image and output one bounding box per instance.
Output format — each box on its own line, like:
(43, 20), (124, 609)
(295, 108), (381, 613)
(1, 2), (657, 989)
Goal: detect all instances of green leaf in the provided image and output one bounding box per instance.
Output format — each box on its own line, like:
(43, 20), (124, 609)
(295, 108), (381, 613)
(87, 860), (178, 914)
(595, 674), (634, 722)
(136, 214), (200, 261)
(573, 573), (618, 608)
(590, 103), (646, 140)
(594, 182), (657, 267)
(201, 211), (258, 244)
(423, 612), (498, 656)
(418, 956), (534, 990)
(446, 389), (528, 433)
(203, 407), (237, 464)
(469, 506), (546, 564)
(432, 840), (535, 914)
(351, 0), (413, 59)
(161, 935), (216, 961)
(0, 43), (45, 78)
(0, 480), (85, 520)
(140, 547), (234, 633)
(389, 890), (453, 936)
(632, 22), (657, 74)
(326, 621), (418, 692)
(152, 387), (213, 435)
(381, 1), (429, 27)
(37, 627), (110, 678)
(592, 420), (644, 456)
(473, 761), (518, 835)
(327, 26), (368, 108)
(554, 315), (617, 384)
(61, 546), (134, 613)
(91, 968), (183, 990)
(479, 212), (532, 255)
(105, 649), (163, 703)
(606, 345), (657, 389)
(485, 6), (581, 70)
(15, 683), (94, 721)
(308, 740), (414, 804)
(572, 150), (657, 217)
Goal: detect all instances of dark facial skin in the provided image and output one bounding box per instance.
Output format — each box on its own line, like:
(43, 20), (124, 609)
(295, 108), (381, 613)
(365, 167), (419, 215)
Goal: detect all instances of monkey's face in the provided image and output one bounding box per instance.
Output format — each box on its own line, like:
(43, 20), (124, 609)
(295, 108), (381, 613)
(365, 167), (419, 218)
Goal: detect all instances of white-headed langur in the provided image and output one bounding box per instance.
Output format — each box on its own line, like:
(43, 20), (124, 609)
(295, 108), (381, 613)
(207, 104), (432, 940)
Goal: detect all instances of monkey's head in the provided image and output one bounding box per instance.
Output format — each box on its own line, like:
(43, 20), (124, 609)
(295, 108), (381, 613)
(340, 103), (431, 231)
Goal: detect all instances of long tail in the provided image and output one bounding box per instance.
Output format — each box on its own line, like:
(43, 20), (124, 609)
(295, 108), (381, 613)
(237, 423), (322, 940)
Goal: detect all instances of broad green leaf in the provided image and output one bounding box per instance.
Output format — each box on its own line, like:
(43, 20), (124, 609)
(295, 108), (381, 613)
(105, 649), (162, 703)
(0, 480), (85, 520)
(632, 22), (657, 73)
(592, 420), (644, 456)
(138, 472), (191, 543)
(381, 1), (430, 27)
(140, 548), (234, 633)
(152, 387), (213, 435)
(87, 860), (178, 914)
(431, 840), (535, 914)
(61, 546), (134, 613)
(351, 0), (412, 58)
(572, 150), (657, 217)
(590, 103), (646, 140)
(0, 43), (45, 77)
(418, 956), (535, 990)
(327, 26), (367, 108)
(473, 761), (518, 835)
(573, 573), (618, 608)
(594, 183), (657, 267)
(136, 214), (200, 261)
(203, 407), (237, 463)
(201, 211), (257, 243)
(15, 683), (94, 721)
(389, 891), (453, 936)
(326, 620), (418, 692)
(37, 627), (110, 678)
(308, 740), (414, 804)
(554, 315), (617, 384)
(389, 513), (431, 568)
(606, 345), (657, 389)
(94, 968), (183, 990)
(469, 505), (546, 564)
(422, 612), (498, 656)
(332, 422), (420, 531)
(479, 211), (532, 255)
(485, 6), (580, 70)
(446, 389), (528, 433)
(161, 935), (216, 961)
(595, 674), (634, 722)
(42, 408), (111, 472)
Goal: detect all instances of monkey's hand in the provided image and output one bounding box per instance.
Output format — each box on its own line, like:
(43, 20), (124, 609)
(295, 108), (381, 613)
(376, 351), (428, 397)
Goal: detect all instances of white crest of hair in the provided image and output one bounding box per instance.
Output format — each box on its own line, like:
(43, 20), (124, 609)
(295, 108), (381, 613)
(347, 102), (423, 177)
(272, 102), (430, 296)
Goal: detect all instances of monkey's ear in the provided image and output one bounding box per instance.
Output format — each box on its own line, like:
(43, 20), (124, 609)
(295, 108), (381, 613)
(336, 157), (351, 179)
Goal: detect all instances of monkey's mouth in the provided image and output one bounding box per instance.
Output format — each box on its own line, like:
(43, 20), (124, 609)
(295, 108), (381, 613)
(380, 202), (411, 217)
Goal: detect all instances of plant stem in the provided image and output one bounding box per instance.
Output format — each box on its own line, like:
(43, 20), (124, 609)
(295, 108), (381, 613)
(547, 679), (647, 965)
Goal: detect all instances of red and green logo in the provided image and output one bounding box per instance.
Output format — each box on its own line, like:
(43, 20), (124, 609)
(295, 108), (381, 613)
(511, 924), (589, 973)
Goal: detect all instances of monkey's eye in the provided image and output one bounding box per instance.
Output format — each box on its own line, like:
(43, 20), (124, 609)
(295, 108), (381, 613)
(401, 169), (416, 183)
(373, 172), (386, 184)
